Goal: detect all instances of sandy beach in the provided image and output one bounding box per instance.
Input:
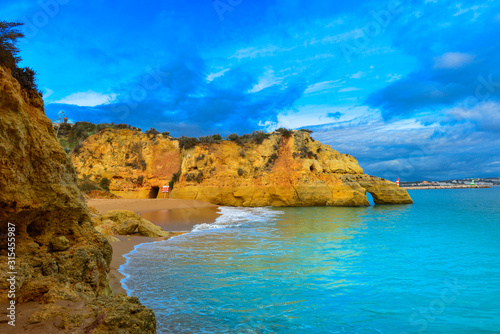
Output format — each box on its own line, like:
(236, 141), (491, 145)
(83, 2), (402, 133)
(87, 199), (220, 295)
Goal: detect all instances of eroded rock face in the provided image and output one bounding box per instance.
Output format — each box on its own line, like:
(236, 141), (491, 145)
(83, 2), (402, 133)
(71, 128), (412, 206)
(71, 129), (180, 198)
(0, 65), (112, 303)
(0, 66), (156, 333)
(172, 131), (413, 206)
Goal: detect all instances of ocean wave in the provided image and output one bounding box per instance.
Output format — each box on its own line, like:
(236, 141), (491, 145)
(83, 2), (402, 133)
(192, 206), (284, 232)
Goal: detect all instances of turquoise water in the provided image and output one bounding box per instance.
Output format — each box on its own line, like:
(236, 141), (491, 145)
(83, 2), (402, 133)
(121, 188), (500, 333)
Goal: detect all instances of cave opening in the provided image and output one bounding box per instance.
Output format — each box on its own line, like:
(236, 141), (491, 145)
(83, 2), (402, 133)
(148, 186), (160, 198)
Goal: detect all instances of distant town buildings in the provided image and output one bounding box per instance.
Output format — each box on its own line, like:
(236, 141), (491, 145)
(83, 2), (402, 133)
(400, 177), (499, 188)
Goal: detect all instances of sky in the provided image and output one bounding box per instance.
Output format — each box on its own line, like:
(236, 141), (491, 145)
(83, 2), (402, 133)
(2, 0), (500, 181)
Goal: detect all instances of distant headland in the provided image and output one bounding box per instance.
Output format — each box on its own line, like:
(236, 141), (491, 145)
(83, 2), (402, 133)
(400, 178), (498, 190)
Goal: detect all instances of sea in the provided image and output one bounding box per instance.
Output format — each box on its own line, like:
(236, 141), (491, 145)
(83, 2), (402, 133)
(121, 187), (500, 334)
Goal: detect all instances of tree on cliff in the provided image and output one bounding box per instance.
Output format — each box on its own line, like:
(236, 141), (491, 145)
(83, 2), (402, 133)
(0, 21), (24, 69)
(0, 21), (40, 93)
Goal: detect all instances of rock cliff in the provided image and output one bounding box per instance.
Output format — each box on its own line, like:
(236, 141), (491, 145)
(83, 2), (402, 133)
(0, 65), (155, 332)
(71, 128), (412, 206)
(172, 130), (413, 206)
(72, 129), (180, 198)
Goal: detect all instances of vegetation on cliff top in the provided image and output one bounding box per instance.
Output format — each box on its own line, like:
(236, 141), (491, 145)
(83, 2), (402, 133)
(55, 118), (142, 153)
(0, 21), (40, 94)
(56, 119), (310, 154)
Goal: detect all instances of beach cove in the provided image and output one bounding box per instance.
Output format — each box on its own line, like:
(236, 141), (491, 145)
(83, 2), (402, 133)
(86, 198), (221, 295)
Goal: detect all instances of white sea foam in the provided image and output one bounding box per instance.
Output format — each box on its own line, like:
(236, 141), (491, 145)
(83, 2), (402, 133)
(192, 206), (284, 232)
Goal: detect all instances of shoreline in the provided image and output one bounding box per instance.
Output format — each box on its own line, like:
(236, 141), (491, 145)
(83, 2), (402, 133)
(402, 185), (491, 190)
(87, 198), (220, 295)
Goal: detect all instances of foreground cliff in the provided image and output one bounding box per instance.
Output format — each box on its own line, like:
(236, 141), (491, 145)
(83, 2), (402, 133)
(0, 65), (155, 332)
(71, 128), (412, 206)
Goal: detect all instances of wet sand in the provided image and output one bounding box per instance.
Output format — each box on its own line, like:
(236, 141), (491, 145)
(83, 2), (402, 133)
(88, 199), (221, 295)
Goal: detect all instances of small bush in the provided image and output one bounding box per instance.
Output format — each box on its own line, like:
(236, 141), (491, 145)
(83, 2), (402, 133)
(136, 176), (144, 185)
(299, 129), (313, 134)
(161, 131), (170, 137)
(12, 67), (38, 92)
(265, 153), (279, 168)
(178, 136), (198, 150)
(139, 160), (147, 171)
(198, 134), (223, 144)
(237, 168), (244, 176)
(145, 127), (159, 137)
(227, 133), (239, 142)
(185, 171), (203, 183)
(171, 171), (181, 184)
(276, 128), (293, 138)
(99, 177), (111, 191)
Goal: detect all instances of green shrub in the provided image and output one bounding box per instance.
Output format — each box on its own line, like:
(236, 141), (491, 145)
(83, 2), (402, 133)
(265, 153), (279, 168)
(227, 133), (239, 142)
(78, 176), (101, 192)
(99, 177), (111, 191)
(12, 67), (38, 92)
(276, 128), (293, 138)
(198, 134), (223, 144)
(185, 171), (203, 183)
(171, 171), (181, 183)
(145, 127), (159, 137)
(178, 136), (198, 150)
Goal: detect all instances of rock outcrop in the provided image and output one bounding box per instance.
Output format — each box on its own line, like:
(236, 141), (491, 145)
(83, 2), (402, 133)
(71, 129), (180, 198)
(93, 210), (170, 238)
(0, 65), (155, 332)
(71, 127), (412, 206)
(172, 130), (413, 206)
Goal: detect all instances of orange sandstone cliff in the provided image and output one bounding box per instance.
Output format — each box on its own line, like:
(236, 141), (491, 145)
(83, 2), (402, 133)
(0, 65), (156, 333)
(71, 129), (412, 206)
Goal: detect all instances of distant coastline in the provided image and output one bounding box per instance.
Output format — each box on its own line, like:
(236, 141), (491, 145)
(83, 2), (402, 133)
(402, 185), (491, 190)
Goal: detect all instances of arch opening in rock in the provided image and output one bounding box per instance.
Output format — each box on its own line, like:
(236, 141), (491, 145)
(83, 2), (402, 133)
(366, 191), (375, 206)
(148, 186), (160, 198)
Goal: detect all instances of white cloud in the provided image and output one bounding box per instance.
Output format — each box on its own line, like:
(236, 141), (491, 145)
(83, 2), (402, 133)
(386, 73), (402, 82)
(43, 87), (54, 99)
(304, 80), (342, 94)
(309, 28), (364, 46)
(206, 69), (229, 82)
(447, 101), (500, 131)
(231, 45), (280, 60)
(434, 52), (475, 69)
(350, 71), (365, 79)
(248, 68), (282, 93)
(52, 91), (117, 107)
(452, 4), (488, 20)
(338, 87), (361, 93)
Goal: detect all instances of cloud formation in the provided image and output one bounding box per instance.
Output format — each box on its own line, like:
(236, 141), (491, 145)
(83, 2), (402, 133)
(9, 0), (498, 180)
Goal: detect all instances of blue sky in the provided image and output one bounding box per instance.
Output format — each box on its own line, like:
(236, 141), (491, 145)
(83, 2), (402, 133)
(3, 0), (500, 181)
